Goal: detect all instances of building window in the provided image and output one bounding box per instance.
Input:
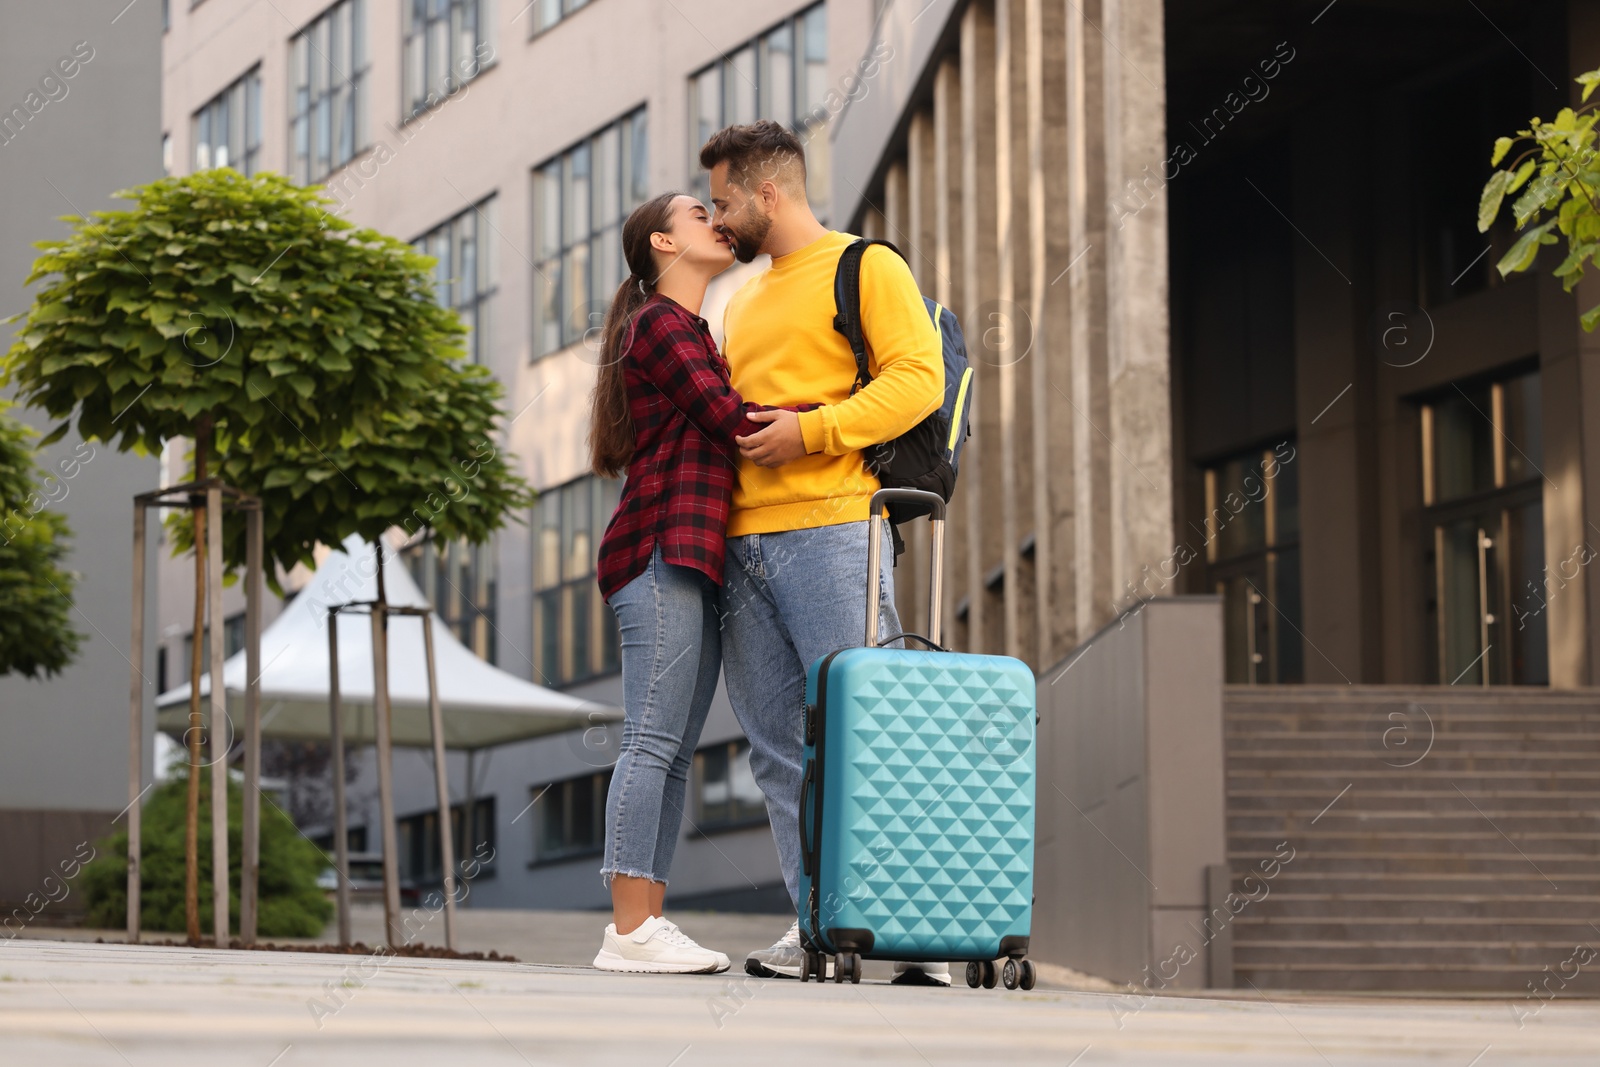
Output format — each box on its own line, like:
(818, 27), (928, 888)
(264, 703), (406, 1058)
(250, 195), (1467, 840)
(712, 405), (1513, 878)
(1204, 442), (1301, 685)
(397, 796), (495, 885)
(402, 537), (497, 664)
(1421, 366), (1547, 685)
(534, 771), (609, 863)
(162, 133), (172, 176)
(532, 474), (622, 687)
(402, 0), (490, 122)
(526, 0), (590, 38)
(412, 197), (497, 364)
(531, 106), (648, 358)
(688, 3), (830, 219)
(192, 67), (262, 175)
(694, 739), (768, 832)
(182, 611), (247, 679)
(290, 0), (369, 184)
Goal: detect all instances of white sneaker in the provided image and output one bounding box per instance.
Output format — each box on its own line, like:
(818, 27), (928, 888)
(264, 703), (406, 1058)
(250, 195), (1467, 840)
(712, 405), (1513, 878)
(745, 919), (833, 979)
(890, 961), (952, 986)
(593, 916), (731, 974)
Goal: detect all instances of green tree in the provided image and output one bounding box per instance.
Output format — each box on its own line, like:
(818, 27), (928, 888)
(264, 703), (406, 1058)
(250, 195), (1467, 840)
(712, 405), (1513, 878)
(0, 401), (81, 678)
(80, 770), (334, 939)
(1479, 67), (1600, 328)
(2, 169), (528, 944)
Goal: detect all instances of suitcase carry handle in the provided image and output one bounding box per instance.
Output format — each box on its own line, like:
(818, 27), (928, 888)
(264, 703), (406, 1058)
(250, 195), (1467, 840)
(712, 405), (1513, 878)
(876, 631), (949, 653)
(866, 488), (946, 648)
(799, 757), (816, 877)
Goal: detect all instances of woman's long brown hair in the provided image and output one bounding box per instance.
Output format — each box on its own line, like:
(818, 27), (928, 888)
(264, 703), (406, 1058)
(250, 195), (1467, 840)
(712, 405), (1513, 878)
(588, 191), (684, 477)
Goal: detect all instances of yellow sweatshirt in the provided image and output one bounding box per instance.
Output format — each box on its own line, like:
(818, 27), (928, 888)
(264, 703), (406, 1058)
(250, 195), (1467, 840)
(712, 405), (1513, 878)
(722, 230), (944, 535)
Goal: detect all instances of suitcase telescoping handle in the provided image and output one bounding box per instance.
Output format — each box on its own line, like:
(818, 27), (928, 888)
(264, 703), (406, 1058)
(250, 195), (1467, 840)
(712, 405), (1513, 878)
(865, 488), (946, 649)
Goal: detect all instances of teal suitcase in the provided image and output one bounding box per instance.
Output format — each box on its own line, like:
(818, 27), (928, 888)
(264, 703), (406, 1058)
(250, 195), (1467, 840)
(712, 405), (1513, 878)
(797, 489), (1038, 990)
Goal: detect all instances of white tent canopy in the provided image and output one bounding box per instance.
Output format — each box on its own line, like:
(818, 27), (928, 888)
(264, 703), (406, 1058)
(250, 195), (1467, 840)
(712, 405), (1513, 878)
(157, 536), (617, 749)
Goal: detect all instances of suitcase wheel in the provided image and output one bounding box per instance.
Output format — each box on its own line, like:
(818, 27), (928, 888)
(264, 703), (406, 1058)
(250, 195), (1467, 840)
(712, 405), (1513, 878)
(833, 951), (862, 985)
(967, 957), (1035, 991)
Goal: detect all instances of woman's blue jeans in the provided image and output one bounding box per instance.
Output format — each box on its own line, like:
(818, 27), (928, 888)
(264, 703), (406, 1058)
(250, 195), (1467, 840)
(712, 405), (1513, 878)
(600, 545), (721, 886)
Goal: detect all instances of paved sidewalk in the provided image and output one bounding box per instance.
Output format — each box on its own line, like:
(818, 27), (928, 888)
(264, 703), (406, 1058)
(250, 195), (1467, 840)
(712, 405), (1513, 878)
(3, 939), (1598, 1065)
(10, 904), (1119, 989)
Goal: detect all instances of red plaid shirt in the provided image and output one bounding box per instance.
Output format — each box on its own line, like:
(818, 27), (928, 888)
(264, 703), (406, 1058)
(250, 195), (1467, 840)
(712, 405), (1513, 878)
(597, 296), (779, 600)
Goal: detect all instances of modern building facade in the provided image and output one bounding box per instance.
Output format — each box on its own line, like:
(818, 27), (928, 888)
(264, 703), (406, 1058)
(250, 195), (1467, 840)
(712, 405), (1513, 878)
(153, 0), (1600, 991)
(0, 0), (163, 916)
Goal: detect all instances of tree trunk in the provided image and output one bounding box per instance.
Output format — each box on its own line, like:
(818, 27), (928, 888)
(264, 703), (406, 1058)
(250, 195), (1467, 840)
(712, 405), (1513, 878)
(184, 418), (212, 946)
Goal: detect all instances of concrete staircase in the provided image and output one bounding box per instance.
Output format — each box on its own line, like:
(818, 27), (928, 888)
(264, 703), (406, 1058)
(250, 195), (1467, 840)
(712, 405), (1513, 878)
(1224, 686), (1600, 993)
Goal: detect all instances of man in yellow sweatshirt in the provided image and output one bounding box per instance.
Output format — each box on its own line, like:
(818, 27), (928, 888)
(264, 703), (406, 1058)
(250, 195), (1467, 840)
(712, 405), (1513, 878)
(700, 121), (948, 985)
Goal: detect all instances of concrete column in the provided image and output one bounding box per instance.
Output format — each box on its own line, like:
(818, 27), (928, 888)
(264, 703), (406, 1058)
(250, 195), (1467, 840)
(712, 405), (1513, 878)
(961, 0), (1001, 654)
(1065, 0), (1114, 637)
(1291, 106), (1381, 683)
(995, 0), (1034, 662)
(934, 54), (969, 648)
(1562, 0), (1600, 685)
(906, 110), (940, 632)
(1101, 0), (1174, 628)
(1026, 0), (1076, 666)
(1537, 259), (1594, 687)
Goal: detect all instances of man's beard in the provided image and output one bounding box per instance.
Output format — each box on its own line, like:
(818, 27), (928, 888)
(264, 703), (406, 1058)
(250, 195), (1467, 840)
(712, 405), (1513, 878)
(724, 209), (773, 264)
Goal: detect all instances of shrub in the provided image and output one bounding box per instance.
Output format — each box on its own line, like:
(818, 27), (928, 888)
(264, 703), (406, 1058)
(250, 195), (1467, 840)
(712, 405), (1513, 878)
(82, 768), (333, 938)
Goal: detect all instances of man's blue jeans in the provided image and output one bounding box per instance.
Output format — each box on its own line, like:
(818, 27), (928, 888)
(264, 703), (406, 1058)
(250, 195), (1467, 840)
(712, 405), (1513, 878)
(719, 519), (901, 909)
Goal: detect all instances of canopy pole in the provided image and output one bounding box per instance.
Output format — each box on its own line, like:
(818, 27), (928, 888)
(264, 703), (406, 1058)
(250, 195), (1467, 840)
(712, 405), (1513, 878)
(371, 546), (403, 948)
(422, 617), (458, 951)
(241, 504), (262, 945)
(126, 500), (146, 944)
(206, 484), (229, 947)
(328, 607), (351, 947)
(465, 751), (477, 863)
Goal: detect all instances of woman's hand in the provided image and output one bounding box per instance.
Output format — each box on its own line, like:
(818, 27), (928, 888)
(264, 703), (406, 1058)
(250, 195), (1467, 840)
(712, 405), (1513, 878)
(736, 408), (807, 467)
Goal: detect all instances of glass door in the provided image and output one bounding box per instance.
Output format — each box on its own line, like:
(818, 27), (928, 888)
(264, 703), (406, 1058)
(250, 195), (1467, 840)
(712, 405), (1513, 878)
(1421, 369), (1547, 685)
(1204, 442), (1302, 684)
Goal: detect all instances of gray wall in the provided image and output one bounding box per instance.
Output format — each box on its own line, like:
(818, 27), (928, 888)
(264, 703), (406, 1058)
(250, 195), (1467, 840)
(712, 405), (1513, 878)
(0, 0), (162, 904)
(1034, 596), (1227, 988)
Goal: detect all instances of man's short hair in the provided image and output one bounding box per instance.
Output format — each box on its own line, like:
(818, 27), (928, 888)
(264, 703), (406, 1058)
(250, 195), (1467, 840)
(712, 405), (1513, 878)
(699, 119), (808, 198)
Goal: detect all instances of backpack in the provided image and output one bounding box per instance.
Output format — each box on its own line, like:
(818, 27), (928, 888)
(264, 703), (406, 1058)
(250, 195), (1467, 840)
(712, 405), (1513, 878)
(832, 238), (973, 554)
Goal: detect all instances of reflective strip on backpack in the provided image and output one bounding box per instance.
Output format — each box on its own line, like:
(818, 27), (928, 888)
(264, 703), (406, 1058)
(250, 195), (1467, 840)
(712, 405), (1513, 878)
(948, 365), (973, 456)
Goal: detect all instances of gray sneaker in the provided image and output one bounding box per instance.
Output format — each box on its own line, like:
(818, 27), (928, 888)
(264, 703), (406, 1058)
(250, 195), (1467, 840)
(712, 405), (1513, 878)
(744, 920), (834, 979)
(890, 961), (952, 986)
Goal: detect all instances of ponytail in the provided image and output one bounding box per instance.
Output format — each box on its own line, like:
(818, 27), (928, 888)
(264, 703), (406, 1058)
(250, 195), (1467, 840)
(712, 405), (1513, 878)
(587, 192), (684, 478)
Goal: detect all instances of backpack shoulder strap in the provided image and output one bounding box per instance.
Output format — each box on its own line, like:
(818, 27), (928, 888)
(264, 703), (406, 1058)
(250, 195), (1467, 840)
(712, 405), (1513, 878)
(832, 237), (905, 392)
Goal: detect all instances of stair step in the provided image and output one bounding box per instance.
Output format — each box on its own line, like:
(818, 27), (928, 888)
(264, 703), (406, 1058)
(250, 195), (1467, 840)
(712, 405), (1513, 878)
(1226, 789), (1600, 813)
(1234, 962), (1600, 993)
(1229, 810), (1600, 835)
(1225, 734), (1600, 750)
(1226, 851), (1600, 875)
(1233, 940), (1597, 965)
(1232, 917), (1600, 942)
(1237, 892), (1600, 919)
(1227, 751), (1600, 767)
(1229, 829), (1600, 854)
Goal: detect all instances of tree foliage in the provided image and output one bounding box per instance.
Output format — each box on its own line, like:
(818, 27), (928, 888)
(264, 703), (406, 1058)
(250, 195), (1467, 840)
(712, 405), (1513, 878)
(1, 169), (532, 583)
(80, 769), (334, 938)
(3, 169), (467, 454)
(0, 401), (81, 678)
(1479, 67), (1600, 329)
(165, 356), (533, 583)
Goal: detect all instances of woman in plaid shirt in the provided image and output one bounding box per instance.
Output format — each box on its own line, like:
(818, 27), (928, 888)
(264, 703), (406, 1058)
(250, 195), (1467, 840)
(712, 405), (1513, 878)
(585, 192), (808, 974)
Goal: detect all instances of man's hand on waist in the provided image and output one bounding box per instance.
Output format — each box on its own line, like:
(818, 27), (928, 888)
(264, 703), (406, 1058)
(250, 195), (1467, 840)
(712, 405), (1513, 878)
(736, 408), (807, 468)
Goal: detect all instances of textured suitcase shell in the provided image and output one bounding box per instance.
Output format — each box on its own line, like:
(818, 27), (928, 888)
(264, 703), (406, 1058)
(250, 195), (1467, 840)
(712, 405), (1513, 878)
(799, 645), (1036, 962)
